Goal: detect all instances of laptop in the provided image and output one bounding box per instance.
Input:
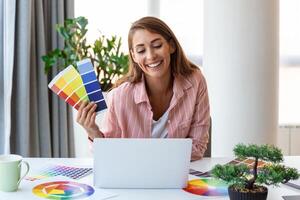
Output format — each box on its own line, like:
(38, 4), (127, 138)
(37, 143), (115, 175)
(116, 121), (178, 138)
(93, 138), (192, 189)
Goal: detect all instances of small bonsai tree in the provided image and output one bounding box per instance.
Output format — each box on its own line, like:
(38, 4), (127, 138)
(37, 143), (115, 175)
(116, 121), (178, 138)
(42, 16), (129, 91)
(211, 144), (299, 192)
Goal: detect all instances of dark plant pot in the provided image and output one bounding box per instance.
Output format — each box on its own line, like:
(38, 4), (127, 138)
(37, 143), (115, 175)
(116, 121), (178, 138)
(228, 185), (268, 200)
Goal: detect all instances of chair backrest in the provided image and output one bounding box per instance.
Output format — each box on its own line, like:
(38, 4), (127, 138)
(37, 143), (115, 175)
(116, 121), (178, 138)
(203, 117), (212, 157)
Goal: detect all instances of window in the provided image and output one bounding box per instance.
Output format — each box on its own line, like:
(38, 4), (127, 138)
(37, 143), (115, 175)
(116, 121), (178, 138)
(279, 0), (300, 124)
(280, 0), (300, 62)
(160, 0), (203, 65)
(75, 0), (203, 65)
(75, 0), (148, 52)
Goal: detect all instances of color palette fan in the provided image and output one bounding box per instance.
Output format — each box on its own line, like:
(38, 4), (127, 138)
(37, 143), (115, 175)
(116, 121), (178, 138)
(32, 181), (94, 199)
(48, 59), (107, 112)
(183, 178), (228, 196)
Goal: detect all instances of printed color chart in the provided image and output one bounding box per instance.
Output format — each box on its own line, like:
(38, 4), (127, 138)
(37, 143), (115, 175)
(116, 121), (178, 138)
(25, 165), (92, 181)
(227, 157), (267, 169)
(189, 158), (268, 178)
(48, 59), (107, 112)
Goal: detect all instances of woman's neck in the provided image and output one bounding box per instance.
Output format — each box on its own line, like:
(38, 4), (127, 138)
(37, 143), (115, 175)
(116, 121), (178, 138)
(144, 72), (174, 120)
(145, 73), (173, 97)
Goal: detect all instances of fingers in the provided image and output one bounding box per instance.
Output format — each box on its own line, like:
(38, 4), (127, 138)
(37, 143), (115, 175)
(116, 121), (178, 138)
(76, 101), (97, 126)
(76, 101), (88, 122)
(81, 102), (94, 122)
(85, 103), (97, 126)
(90, 112), (96, 127)
(76, 101), (100, 139)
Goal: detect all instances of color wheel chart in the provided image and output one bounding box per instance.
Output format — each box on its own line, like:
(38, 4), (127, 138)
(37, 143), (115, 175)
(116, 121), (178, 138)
(48, 58), (107, 112)
(32, 181), (94, 200)
(183, 178), (228, 197)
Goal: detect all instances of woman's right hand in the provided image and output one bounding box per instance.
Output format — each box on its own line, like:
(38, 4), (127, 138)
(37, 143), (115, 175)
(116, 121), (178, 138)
(76, 101), (103, 139)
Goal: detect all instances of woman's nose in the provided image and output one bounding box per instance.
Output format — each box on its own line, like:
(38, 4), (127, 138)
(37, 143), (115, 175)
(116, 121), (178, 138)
(145, 49), (156, 60)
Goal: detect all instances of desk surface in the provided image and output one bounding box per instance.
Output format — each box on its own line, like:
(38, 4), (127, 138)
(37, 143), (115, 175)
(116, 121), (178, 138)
(1, 157), (299, 200)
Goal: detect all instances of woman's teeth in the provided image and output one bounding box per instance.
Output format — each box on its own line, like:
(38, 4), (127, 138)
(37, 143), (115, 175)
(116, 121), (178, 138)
(147, 61), (162, 68)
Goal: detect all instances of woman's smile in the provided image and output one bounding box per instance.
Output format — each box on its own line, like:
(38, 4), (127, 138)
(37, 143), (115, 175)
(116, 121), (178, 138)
(147, 60), (163, 68)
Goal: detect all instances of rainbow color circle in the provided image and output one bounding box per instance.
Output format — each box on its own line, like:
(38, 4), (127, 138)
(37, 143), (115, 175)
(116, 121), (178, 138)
(183, 178), (228, 196)
(32, 181), (94, 199)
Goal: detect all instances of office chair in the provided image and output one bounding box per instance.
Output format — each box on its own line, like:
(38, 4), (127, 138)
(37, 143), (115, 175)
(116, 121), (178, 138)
(204, 117), (212, 157)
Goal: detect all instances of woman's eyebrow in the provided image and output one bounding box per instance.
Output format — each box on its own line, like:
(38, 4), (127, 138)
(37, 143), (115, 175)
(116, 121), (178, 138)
(134, 37), (162, 48)
(135, 44), (145, 48)
(151, 38), (162, 43)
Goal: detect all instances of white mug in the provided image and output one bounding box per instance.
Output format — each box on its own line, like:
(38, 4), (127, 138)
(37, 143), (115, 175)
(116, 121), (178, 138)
(0, 154), (30, 192)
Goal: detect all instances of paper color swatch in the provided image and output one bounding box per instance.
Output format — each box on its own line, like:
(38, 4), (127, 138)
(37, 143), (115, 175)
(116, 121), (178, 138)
(48, 59), (107, 113)
(227, 157), (267, 169)
(77, 59), (107, 112)
(25, 165), (92, 181)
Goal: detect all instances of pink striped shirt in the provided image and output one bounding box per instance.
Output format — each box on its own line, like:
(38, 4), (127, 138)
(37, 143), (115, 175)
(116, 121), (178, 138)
(100, 69), (210, 160)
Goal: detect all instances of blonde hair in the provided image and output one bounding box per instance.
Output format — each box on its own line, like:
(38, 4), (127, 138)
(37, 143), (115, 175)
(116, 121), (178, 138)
(114, 16), (198, 88)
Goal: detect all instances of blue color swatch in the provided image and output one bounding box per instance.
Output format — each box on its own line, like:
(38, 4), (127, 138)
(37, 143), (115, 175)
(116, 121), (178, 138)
(77, 59), (107, 112)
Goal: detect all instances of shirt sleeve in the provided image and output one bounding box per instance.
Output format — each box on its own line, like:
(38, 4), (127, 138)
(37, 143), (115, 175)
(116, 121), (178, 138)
(99, 89), (122, 138)
(189, 74), (210, 161)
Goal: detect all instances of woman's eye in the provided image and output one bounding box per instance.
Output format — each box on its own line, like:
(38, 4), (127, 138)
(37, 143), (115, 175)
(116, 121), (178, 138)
(136, 49), (145, 54)
(153, 44), (162, 48)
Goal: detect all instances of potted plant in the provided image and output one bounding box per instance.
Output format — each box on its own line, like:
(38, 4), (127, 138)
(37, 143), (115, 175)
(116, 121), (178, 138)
(42, 16), (129, 91)
(211, 144), (299, 200)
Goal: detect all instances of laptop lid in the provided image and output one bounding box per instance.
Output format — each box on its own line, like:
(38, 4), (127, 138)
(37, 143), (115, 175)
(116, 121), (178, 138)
(93, 138), (192, 189)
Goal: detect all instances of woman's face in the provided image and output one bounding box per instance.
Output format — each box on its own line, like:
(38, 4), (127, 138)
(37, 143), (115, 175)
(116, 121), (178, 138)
(130, 29), (175, 80)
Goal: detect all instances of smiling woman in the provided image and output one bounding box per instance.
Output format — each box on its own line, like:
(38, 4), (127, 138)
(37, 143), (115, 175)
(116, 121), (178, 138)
(130, 29), (175, 120)
(76, 16), (211, 161)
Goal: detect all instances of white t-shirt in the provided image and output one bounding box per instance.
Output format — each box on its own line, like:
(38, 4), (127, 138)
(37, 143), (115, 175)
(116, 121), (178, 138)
(151, 111), (169, 138)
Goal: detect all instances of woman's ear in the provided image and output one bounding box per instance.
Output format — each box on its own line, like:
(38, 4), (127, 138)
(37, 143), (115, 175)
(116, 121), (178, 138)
(169, 39), (176, 54)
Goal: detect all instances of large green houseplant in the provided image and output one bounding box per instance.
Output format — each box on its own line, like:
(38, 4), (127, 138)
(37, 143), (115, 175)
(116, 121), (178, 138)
(42, 16), (129, 91)
(211, 144), (299, 200)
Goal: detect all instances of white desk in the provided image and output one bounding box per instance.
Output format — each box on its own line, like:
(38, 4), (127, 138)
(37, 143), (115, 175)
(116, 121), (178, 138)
(0, 157), (299, 200)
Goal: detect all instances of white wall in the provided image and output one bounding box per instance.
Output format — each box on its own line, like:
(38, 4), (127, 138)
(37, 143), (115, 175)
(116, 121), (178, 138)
(204, 0), (279, 156)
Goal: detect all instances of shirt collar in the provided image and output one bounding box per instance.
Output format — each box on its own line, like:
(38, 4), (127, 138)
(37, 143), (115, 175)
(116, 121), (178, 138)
(172, 74), (192, 100)
(134, 75), (149, 104)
